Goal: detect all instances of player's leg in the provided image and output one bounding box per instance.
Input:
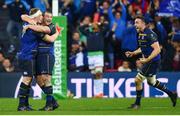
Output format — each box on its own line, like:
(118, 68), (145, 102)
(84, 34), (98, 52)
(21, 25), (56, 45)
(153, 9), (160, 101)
(134, 73), (145, 105)
(145, 61), (177, 107)
(18, 76), (32, 110)
(37, 74), (53, 111)
(43, 75), (58, 109)
(36, 54), (58, 111)
(128, 61), (153, 109)
(18, 59), (35, 111)
(128, 73), (145, 109)
(147, 75), (177, 107)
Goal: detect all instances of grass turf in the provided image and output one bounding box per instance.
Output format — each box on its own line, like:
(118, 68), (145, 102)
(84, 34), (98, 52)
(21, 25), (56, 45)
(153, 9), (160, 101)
(0, 98), (179, 115)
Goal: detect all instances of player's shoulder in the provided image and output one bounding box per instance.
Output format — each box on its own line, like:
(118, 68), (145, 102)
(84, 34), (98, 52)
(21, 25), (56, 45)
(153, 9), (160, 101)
(144, 28), (152, 34)
(145, 28), (157, 37)
(48, 23), (55, 28)
(48, 23), (56, 32)
(48, 23), (56, 35)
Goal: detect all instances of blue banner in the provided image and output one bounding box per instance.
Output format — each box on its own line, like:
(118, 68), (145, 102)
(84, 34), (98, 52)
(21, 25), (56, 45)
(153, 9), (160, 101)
(159, 0), (180, 17)
(68, 72), (180, 98)
(0, 72), (179, 98)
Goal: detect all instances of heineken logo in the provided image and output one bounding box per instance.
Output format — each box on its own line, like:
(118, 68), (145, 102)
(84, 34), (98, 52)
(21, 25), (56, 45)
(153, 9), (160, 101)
(52, 17), (67, 98)
(58, 26), (64, 37)
(56, 24), (64, 37)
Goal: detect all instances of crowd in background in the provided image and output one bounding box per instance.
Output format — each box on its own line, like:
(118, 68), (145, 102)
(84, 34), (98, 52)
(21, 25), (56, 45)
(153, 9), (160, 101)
(0, 0), (179, 73)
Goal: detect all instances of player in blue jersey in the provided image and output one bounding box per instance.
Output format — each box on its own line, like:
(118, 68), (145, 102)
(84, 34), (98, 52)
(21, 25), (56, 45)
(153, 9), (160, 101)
(125, 16), (177, 109)
(21, 10), (60, 111)
(18, 8), (60, 111)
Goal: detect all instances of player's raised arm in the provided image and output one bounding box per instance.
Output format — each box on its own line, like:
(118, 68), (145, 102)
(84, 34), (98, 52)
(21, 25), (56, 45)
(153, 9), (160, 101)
(21, 14), (37, 25)
(21, 13), (51, 34)
(24, 25), (51, 34)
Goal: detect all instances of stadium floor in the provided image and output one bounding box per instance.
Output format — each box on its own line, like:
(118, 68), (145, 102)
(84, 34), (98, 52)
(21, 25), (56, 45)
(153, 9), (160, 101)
(0, 98), (180, 115)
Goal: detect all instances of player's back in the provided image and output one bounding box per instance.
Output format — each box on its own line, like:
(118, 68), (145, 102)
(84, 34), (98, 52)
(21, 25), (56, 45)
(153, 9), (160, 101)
(18, 26), (39, 60)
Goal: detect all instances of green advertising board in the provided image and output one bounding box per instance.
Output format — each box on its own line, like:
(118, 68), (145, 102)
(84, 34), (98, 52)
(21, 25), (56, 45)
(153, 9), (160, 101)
(52, 16), (67, 99)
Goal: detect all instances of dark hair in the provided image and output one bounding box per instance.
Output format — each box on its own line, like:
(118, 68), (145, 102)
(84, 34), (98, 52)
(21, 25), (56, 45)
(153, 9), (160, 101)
(135, 15), (146, 23)
(43, 9), (52, 17)
(73, 31), (79, 34)
(45, 9), (52, 14)
(29, 8), (40, 15)
(103, 0), (110, 5)
(135, 15), (152, 24)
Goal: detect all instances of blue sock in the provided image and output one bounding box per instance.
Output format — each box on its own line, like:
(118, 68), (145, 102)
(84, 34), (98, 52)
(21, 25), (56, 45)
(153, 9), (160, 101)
(42, 86), (53, 106)
(135, 89), (143, 105)
(52, 96), (56, 104)
(18, 83), (30, 106)
(153, 80), (172, 96)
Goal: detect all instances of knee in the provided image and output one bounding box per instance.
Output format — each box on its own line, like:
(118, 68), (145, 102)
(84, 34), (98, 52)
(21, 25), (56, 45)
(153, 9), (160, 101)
(36, 76), (45, 87)
(147, 75), (156, 86)
(43, 75), (52, 87)
(135, 77), (142, 86)
(94, 67), (103, 79)
(22, 77), (32, 85)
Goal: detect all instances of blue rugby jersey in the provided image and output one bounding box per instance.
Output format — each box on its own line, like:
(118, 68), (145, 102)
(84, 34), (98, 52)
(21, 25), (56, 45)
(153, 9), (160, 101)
(37, 23), (56, 55)
(18, 23), (41, 60)
(138, 28), (161, 61)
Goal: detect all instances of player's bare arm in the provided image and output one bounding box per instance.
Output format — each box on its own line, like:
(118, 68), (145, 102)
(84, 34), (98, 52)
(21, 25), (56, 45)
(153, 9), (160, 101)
(21, 14), (37, 25)
(25, 25), (51, 34)
(42, 26), (60, 43)
(139, 42), (161, 64)
(21, 14), (51, 34)
(125, 48), (142, 57)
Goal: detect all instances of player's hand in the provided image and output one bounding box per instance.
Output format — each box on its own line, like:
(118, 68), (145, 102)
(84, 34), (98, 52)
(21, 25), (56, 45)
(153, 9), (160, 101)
(29, 20), (37, 25)
(22, 25), (29, 32)
(139, 58), (150, 64)
(125, 51), (135, 57)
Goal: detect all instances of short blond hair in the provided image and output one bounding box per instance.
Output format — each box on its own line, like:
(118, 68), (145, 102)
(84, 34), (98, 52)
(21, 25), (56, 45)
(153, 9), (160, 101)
(29, 8), (40, 15)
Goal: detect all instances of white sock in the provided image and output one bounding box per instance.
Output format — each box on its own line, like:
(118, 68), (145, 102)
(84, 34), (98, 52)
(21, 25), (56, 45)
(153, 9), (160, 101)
(99, 78), (103, 94)
(94, 79), (103, 95)
(94, 79), (98, 95)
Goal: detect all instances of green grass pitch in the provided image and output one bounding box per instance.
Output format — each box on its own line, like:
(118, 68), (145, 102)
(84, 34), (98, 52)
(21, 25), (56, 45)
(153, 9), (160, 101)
(0, 98), (179, 115)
